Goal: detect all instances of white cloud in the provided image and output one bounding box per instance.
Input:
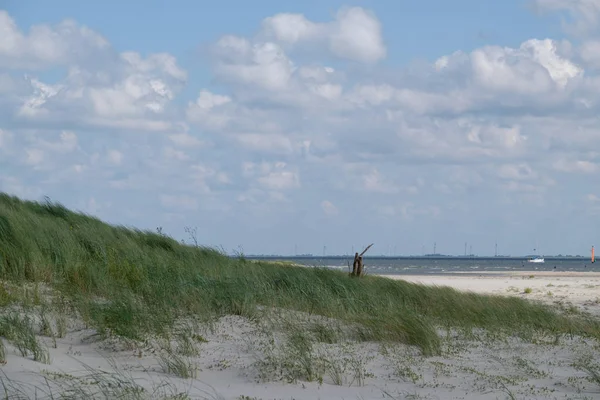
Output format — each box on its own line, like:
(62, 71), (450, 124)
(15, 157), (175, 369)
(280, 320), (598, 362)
(260, 7), (386, 63)
(554, 159), (599, 173)
(163, 147), (188, 161)
(328, 7), (386, 63)
(243, 161), (300, 190)
(235, 133), (294, 154)
(194, 90), (231, 109)
(15, 56), (186, 129)
(0, 14), (187, 131)
(25, 148), (44, 166)
(465, 123), (526, 149)
(186, 89), (233, 128)
(439, 39), (582, 95)
(587, 193), (600, 202)
(377, 202), (441, 220)
(258, 170), (299, 190)
(168, 133), (204, 147)
(320, 200), (339, 216)
(497, 163), (538, 181)
(362, 168), (399, 193)
(107, 150), (124, 165)
(227, 43), (293, 91)
(0, 11), (110, 69)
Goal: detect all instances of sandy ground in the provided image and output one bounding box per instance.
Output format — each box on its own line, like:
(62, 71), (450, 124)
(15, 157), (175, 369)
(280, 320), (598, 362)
(381, 271), (600, 316)
(2, 272), (600, 400)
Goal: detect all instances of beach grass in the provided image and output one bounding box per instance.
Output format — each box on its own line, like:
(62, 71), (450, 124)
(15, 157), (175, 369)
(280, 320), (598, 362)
(1, 192), (600, 357)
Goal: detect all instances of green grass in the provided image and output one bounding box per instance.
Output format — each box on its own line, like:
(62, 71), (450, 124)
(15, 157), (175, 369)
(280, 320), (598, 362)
(0, 192), (599, 356)
(0, 312), (50, 364)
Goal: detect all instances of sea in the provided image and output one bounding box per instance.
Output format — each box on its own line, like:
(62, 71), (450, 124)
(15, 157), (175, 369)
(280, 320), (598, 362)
(247, 257), (599, 276)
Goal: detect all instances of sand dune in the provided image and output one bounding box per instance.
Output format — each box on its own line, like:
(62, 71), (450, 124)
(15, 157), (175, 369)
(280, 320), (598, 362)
(2, 272), (600, 399)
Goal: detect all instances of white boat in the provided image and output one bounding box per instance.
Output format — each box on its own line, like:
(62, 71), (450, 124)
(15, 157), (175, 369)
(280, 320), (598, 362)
(528, 256), (545, 263)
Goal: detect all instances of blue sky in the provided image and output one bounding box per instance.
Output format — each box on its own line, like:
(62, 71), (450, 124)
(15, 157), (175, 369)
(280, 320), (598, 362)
(1, 0), (599, 256)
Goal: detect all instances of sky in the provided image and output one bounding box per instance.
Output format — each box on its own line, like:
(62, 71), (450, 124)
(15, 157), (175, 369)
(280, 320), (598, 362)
(1, 0), (600, 257)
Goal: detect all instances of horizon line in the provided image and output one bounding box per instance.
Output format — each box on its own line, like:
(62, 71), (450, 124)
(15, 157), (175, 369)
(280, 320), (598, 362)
(242, 254), (590, 259)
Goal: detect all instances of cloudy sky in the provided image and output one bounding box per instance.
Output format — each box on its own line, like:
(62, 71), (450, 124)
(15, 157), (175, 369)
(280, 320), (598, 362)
(1, 0), (600, 257)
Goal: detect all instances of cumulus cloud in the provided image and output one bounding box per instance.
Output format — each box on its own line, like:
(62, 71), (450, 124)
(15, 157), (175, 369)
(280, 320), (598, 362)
(435, 39), (582, 99)
(14, 52), (187, 129)
(0, 12), (186, 131)
(260, 7), (386, 63)
(0, 11), (110, 69)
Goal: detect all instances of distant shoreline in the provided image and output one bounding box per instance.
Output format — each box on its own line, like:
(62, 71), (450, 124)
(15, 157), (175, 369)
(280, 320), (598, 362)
(380, 270), (600, 278)
(245, 255), (590, 261)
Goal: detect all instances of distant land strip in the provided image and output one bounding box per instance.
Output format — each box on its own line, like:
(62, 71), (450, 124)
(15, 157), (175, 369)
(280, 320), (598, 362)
(243, 255), (589, 261)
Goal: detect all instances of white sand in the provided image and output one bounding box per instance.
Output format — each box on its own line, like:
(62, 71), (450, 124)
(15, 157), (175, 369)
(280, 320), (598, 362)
(381, 271), (600, 316)
(2, 272), (600, 399)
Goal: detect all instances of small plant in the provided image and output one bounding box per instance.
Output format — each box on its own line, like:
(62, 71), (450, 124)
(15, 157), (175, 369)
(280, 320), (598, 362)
(174, 326), (203, 356)
(56, 314), (67, 338)
(281, 331), (326, 383)
(498, 380), (518, 400)
(0, 285), (13, 306)
(34, 357), (198, 398)
(325, 358), (345, 386)
(39, 307), (55, 338)
(0, 313), (50, 364)
(309, 322), (340, 344)
(0, 339), (5, 364)
(157, 342), (198, 379)
(184, 226), (199, 247)
(383, 345), (423, 384)
(320, 344), (373, 387)
(254, 330), (327, 384)
(347, 352), (372, 387)
(524, 287), (533, 294)
(513, 356), (548, 379)
(572, 354), (600, 388)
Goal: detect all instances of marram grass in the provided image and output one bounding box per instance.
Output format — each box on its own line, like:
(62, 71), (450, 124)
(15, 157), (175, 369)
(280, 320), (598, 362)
(0, 192), (599, 355)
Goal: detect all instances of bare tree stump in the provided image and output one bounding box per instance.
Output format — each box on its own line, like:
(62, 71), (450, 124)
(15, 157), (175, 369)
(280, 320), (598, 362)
(350, 244), (373, 277)
(351, 253), (359, 276)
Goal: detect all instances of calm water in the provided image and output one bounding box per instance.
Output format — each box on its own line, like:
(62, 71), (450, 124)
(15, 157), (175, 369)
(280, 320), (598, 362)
(254, 257), (599, 275)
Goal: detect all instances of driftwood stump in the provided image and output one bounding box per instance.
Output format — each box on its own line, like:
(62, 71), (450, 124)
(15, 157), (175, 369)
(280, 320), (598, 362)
(351, 244), (373, 277)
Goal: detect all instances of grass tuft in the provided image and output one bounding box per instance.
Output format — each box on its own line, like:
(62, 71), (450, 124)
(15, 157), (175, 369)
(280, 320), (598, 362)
(157, 343), (199, 379)
(0, 339), (5, 365)
(573, 353), (600, 388)
(0, 312), (50, 364)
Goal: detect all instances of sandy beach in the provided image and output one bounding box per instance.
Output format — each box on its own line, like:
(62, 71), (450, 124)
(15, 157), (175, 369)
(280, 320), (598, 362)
(381, 271), (600, 316)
